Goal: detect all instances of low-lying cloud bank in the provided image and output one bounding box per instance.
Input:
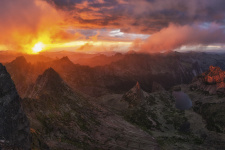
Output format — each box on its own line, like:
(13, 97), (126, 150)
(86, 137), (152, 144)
(140, 23), (225, 53)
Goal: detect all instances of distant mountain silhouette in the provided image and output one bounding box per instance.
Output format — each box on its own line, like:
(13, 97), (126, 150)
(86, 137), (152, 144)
(4, 52), (207, 98)
(10, 56), (27, 66)
(75, 53), (124, 67)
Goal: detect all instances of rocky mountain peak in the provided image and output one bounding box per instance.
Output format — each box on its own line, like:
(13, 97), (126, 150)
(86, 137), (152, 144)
(58, 56), (74, 65)
(135, 81), (140, 89)
(121, 82), (145, 107)
(27, 67), (70, 99)
(130, 81), (142, 93)
(60, 56), (70, 62)
(0, 63), (30, 149)
(36, 67), (64, 88)
(11, 56), (27, 65)
(52, 56), (74, 69)
(132, 81), (143, 94)
(42, 67), (62, 81)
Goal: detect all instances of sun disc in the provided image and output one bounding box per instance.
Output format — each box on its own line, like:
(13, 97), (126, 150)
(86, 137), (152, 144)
(32, 42), (45, 53)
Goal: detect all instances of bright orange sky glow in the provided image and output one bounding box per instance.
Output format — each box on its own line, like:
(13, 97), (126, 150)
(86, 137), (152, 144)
(0, 0), (144, 54)
(0, 0), (225, 54)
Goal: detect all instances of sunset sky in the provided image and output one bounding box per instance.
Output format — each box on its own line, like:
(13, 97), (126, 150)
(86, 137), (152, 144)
(0, 0), (225, 54)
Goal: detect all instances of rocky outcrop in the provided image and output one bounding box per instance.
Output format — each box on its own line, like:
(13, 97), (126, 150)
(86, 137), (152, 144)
(0, 64), (30, 149)
(121, 82), (147, 107)
(190, 66), (225, 95)
(204, 66), (225, 83)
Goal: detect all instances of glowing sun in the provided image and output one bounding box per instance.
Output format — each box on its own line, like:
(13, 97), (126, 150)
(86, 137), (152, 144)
(32, 42), (45, 53)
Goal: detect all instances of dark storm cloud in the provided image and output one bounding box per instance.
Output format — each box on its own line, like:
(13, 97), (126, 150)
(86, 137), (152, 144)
(46, 0), (225, 33)
(45, 0), (225, 52)
(45, 0), (83, 9)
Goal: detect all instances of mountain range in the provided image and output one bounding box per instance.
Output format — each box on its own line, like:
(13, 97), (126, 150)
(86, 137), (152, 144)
(1, 52), (225, 149)
(4, 52), (208, 98)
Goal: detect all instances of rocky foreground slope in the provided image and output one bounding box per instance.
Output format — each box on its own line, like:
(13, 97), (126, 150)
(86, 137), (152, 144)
(0, 64), (30, 149)
(98, 81), (225, 150)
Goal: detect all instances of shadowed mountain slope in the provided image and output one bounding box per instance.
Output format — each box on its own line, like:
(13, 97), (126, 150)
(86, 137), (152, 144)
(0, 63), (30, 149)
(99, 82), (225, 149)
(23, 68), (159, 149)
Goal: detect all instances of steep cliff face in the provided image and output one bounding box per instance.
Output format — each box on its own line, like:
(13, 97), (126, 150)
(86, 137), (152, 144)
(0, 64), (30, 149)
(191, 66), (225, 95)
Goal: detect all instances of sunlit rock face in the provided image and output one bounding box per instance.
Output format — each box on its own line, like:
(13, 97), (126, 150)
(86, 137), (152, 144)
(203, 66), (225, 84)
(0, 64), (30, 149)
(191, 66), (225, 95)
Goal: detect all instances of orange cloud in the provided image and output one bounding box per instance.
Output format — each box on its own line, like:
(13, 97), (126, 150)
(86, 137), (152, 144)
(140, 23), (225, 53)
(129, 38), (143, 51)
(50, 30), (85, 43)
(75, 40), (131, 53)
(77, 43), (94, 51)
(0, 0), (63, 53)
